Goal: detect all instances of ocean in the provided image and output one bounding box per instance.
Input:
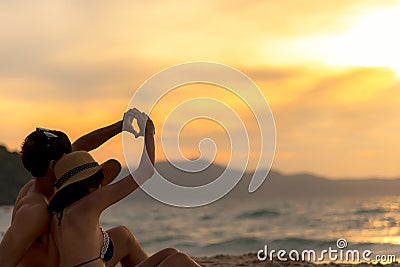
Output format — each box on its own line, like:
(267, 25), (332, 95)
(2, 193), (400, 260)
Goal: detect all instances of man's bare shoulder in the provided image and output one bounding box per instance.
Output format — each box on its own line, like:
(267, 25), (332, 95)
(12, 180), (43, 219)
(0, 183), (51, 267)
(19, 179), (34, 194)
(12, 193), (50, 233)
(14, 185), (49, 219)
(18, 192), (47, 210)
(14, 179), (34, 205)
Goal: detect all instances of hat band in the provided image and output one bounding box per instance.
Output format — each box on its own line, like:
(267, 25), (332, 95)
(54, 162), (99, 189)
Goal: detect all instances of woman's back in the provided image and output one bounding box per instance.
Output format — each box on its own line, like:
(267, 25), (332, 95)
(48, 147), (154, 266)
(48, 151), (126, 267)
(51, 194), (107, 267)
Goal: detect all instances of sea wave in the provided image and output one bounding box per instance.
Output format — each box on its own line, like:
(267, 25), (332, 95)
(200, 215), (213, 221)
(141, 234), (189, 246)
(354, 208), (388, 215)
(268, 237), (335, 249)
(200, 237), (265, 255)
(237, 209), (280, 219)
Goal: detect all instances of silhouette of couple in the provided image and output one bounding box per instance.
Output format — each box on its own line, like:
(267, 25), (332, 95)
(0, 108), (200, 267)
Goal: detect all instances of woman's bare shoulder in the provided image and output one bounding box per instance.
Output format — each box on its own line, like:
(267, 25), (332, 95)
(63, 193), (102, 220)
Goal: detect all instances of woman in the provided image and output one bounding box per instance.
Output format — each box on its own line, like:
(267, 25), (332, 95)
(48, 110), (200, 267)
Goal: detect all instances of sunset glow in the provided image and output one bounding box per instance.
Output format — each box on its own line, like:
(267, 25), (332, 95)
(1, 1), (399, 178)
(299, 5), (400, 77)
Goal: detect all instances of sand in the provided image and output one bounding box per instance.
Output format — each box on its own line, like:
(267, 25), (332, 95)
(194, 253), (400, 267)
(114, 253), (400, 266)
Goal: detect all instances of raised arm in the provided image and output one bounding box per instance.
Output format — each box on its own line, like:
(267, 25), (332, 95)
(72, 108), (142, 152)
(81, 114), (155, 215)
(71, 120), (122, 152)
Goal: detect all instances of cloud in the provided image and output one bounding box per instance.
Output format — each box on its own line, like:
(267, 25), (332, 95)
(268, 66), (400, 177)
(2, 0), (396, 72)
(1, 1), (400, 178)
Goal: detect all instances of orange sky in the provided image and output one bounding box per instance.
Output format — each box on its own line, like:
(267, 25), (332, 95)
(1, 0), (400, 178)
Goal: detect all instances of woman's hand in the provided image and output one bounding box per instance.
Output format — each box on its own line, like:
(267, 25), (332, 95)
(145, 116), (155, 135)
(123, 108), (149, 138)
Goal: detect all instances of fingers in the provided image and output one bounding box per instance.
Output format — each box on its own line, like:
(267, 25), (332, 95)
(124, 108), (139, 117)
(123, 108), (152, 137)
(123, 109), (141, 137)
(129, 108), (141, 117)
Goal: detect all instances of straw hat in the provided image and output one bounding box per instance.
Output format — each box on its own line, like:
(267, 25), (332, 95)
(53, 151), (121, 192)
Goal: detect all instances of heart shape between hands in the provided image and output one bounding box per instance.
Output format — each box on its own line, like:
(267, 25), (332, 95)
(123, 108), (149, 138)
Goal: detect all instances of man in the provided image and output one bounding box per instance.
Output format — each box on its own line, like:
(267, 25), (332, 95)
(0, 109), (148, 266)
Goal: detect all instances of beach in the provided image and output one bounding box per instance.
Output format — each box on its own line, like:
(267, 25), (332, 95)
(3, 197), (400, 267)
(3, 195), (400, 266)
(195, 254), (269, 266)
(195, 253), (400, 267)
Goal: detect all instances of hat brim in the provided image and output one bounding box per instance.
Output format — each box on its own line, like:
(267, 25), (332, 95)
(50, 159), (121, 205)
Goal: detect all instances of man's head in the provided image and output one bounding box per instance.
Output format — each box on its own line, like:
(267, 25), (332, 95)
(21, 128), (72, 177)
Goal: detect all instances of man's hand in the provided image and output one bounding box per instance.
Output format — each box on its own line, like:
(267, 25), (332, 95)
(134, 110), (149, 137)
(123, 108), (153, 138)
(123, 108), (142, 138)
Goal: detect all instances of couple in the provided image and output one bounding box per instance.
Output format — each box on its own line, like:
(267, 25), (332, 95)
(0, 108), (200, 267)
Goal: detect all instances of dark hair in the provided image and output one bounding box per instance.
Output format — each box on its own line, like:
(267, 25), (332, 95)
(21, 129), (72, 177)
(48, 170), (104, 214)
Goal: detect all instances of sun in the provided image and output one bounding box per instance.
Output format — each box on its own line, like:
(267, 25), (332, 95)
(299, 5), (400, 77)
(393, 69), (400, 79)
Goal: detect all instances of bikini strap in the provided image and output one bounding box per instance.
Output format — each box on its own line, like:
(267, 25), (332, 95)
(73, 256), (101, 267)
(72, 228), (107, 267)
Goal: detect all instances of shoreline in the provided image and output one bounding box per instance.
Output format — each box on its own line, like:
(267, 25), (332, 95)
(194, 253), (400, 267)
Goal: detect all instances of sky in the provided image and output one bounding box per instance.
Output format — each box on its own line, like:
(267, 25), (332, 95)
(1, 0), (400, 179)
